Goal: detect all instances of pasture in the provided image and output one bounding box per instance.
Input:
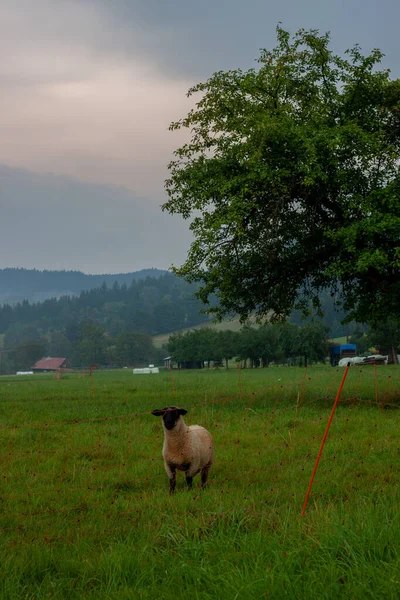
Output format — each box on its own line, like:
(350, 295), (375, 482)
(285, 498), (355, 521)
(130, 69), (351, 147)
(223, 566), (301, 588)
(0, 365), (399, 599)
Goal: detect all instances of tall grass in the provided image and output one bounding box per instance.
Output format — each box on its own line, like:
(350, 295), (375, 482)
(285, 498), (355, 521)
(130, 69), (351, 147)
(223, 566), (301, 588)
(0, 366), (399, 599)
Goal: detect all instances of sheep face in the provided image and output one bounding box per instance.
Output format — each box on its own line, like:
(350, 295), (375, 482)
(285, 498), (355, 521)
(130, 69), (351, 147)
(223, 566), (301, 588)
(151, 406), (188, 430)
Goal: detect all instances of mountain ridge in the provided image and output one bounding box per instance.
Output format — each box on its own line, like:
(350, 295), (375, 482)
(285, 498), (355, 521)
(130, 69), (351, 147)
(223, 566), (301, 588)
(0, 267), (168, 305)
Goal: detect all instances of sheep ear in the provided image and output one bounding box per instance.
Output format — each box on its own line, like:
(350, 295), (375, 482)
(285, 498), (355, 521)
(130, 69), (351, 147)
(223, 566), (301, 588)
(179, 408), (187, 416)
(152, 409), (164, 416)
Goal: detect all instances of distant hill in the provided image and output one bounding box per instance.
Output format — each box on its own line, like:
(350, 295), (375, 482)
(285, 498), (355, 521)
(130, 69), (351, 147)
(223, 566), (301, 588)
(0, 272), (212, 372)
(0, 267), (167, 305)
(0, 271), (211, 338)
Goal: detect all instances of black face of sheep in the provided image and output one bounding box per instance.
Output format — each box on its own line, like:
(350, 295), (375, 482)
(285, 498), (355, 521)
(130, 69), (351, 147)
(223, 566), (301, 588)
(151, 406), (188, 430)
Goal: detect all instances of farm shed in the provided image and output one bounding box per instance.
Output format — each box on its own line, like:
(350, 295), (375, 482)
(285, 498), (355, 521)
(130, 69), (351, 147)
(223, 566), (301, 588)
(32, 357), (72, 372)
(163, 356), (174, 369)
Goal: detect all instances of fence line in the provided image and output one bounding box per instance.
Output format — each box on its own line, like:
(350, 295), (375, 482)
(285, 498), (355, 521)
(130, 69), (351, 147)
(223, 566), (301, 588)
(0, 367), (348, 430)
(302, 363), (350, 516)
(1, 364), (399, 547)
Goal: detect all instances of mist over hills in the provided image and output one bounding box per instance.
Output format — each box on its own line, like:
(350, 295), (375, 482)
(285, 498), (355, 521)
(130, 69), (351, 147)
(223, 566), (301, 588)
(0, 267), (353, 340)
(0, 265), (358, 377)
(0, 268), (212, 372)
(0, 267), (167, 305)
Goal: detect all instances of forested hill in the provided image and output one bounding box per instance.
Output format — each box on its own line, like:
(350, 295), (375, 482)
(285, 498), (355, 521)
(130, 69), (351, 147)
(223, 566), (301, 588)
(0, 268), (167, 305)
(0, 272), (210, 339)
(0, 268), (358, 345)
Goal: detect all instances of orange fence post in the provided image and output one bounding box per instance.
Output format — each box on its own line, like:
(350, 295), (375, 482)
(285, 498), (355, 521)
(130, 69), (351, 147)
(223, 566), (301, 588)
(301, 362), (351, 517)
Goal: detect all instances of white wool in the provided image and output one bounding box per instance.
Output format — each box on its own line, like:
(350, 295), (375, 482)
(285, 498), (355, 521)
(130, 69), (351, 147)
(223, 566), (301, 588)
(162, 419), (214, 478)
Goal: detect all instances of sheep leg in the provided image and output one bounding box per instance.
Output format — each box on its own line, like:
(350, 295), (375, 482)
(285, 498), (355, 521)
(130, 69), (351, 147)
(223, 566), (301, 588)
(201, 465), (211, 489)
(185, 473), (193, 490)
(169, 470), (177, 494)
(166, 464), (177, 494)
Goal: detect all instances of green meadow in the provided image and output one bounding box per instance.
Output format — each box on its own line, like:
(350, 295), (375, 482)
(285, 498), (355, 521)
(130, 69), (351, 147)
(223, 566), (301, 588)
(0, 366), (399, 599)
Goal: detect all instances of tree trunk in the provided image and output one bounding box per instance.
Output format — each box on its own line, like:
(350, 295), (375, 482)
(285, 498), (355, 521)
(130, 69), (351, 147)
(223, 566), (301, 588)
(388, 345), (399, 365)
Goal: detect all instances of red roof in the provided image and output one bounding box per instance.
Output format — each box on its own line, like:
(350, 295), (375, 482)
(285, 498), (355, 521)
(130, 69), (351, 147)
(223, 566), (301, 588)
(32, 357), (69, 370)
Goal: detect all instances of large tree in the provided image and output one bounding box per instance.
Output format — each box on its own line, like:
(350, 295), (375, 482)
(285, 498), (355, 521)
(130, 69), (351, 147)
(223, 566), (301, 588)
(115, 330), (155, 366)
(164, 26), (400, 327)
(367, 319), (400, 364)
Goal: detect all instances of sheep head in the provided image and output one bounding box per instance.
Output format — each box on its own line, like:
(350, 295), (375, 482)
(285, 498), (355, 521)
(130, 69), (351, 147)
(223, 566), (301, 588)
(151, 406), (188, 430)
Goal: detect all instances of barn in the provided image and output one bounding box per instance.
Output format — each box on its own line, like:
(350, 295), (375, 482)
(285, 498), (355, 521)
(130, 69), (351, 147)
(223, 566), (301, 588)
(32, 357), (72, 372)
(163, 356), (174, 369)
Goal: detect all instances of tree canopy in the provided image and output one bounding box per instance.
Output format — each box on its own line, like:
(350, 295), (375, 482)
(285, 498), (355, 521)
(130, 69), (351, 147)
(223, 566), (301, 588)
(167, 322), (329, 369)
(164, 26), (400, 327)
(0, 273), (209, 337)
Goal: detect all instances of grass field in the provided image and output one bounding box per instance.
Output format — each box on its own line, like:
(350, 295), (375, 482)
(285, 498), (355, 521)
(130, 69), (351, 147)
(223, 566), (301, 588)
(1, 365), (400, 599)
(331, 336), (348, 345)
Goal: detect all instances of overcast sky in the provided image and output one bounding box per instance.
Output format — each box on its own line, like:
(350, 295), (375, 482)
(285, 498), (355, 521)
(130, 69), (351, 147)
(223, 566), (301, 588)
(0, 0), (399, 274)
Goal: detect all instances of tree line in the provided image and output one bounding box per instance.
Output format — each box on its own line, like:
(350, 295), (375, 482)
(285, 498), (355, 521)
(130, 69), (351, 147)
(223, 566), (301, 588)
(0, 267), (166, 305)
(0, 272), (211, 373)
(167, 319), (400, 369)
(0, 273), (210, 338)
(0, 273), (365, 345)
(1, 313), (397, 374)
(167, 322), (330, 368)
(0, 320), (162, 373)
(0, 269), (397, 373)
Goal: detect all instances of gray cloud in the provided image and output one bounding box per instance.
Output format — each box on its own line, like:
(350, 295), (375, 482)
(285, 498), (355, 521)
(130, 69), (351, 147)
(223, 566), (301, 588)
(90, 0), (400, 77)
(0, 0), (193, 197)
(0, 0), (399, 273)
(0, 165), (192, 273)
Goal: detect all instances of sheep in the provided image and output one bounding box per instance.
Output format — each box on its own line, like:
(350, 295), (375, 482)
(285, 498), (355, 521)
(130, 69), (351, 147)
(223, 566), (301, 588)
(151, 406), (214, 493)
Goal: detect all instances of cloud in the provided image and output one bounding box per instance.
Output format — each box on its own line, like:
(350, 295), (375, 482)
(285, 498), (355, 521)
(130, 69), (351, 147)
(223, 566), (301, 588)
(0, 0), (194, 197)
(0, 0), (399, 198)
(0, 165), (193, 273)
(0, 61), (191, 196)
(91, 0), (400, 77)
(0, 0), (399, 274)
